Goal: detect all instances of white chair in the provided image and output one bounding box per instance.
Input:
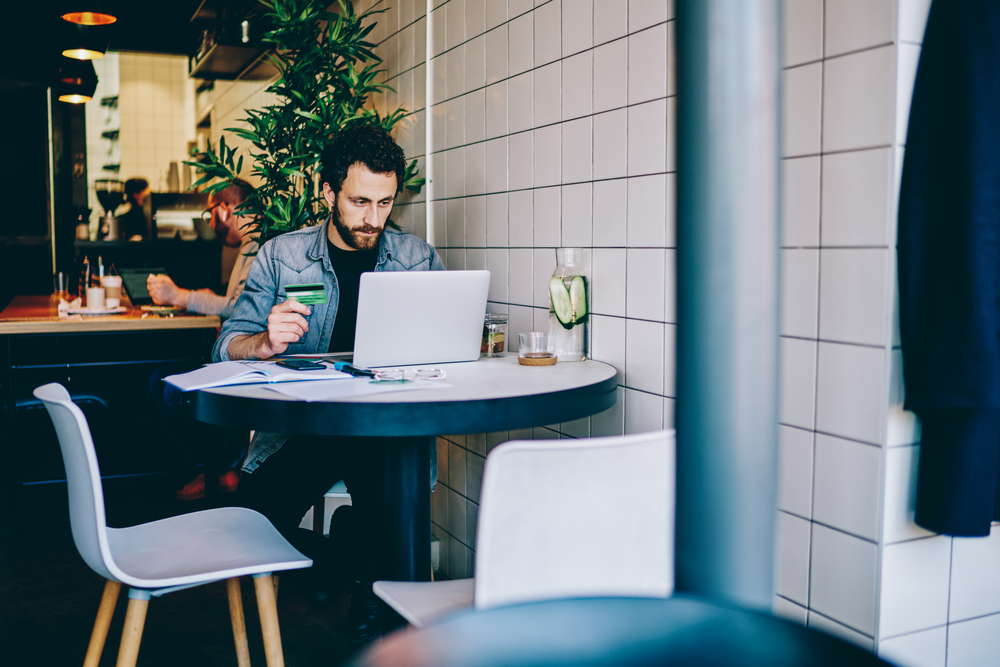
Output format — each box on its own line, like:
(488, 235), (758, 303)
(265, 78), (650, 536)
(33, 383), (312, 667)
(374, 429), (675, 628)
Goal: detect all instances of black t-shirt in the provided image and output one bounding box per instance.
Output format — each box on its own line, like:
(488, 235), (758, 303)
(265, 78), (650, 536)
(327, 240), (379, 353)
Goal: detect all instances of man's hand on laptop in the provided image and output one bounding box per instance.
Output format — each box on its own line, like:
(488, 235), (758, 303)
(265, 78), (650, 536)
(228, 300), (312, 359)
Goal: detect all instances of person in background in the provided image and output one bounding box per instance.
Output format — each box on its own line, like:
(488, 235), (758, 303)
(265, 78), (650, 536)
(120, 177), (150, 240)
(148, 179), (258, 501)
(147, 179), (257, 319)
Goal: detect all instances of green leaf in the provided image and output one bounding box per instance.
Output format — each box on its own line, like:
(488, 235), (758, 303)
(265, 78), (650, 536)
(293, 109), (322, 121)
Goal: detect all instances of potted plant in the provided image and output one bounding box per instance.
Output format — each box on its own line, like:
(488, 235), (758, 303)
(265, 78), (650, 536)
(188, 0), (423, 246)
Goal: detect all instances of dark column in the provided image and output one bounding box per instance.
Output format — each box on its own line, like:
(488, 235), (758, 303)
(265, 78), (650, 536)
(674, 0), (782, 609)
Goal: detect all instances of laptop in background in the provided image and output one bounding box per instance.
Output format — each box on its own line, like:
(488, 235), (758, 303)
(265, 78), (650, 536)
(352, 270), (490, 368)
(118, 267), (165, 307)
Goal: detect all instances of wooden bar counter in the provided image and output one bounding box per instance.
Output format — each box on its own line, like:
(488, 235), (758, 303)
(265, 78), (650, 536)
(0, 295), (221, 333)
(0, 295), (221, 540)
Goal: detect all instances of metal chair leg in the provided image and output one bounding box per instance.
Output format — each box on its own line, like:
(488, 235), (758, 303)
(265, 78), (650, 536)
(83, 579), (121, 667)
(253, 573), (285, 667)
(226, 578), (251, 667)
(115, 589), (150, 667)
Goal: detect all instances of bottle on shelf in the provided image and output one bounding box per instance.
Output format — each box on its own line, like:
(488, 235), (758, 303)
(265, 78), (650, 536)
(78, 256), (90, 298)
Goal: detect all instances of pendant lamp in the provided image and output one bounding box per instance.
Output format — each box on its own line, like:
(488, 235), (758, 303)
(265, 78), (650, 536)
(61, 2), (118, 26)
(61, 19), (112, 60)
(54, 58), (99, 104)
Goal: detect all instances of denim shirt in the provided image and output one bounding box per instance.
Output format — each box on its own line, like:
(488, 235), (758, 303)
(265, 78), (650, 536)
(212, 219), (445, 474)
(213, 220), (445, 362)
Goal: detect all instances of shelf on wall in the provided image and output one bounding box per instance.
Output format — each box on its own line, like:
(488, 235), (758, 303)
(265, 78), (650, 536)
(189, 42), (274, 80)
(100, 129), (119, 140)
(100, 96), (118, 108)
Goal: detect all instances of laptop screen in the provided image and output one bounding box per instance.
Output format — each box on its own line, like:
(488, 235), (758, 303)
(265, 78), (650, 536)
(118, 268), (165, 306)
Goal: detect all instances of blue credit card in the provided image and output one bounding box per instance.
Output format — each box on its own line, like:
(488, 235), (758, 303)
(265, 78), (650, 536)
(285, 283), (327, 305)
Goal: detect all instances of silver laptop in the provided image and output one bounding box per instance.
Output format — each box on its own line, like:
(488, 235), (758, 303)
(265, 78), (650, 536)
(352, 270), (491, 368)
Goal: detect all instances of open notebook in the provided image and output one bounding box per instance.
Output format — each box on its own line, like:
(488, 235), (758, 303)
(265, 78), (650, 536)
(164, 361), (350, 391)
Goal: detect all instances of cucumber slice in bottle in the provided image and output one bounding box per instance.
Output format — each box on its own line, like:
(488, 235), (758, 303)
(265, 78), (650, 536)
(549, 276), (575, 327)
(569, 275), (588, 320)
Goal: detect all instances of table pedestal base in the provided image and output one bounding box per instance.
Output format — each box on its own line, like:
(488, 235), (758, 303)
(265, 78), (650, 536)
(383, 436), (432, 582)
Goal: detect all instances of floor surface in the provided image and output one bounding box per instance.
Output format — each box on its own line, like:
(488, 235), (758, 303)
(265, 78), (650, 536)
(0, 475), (365, 666)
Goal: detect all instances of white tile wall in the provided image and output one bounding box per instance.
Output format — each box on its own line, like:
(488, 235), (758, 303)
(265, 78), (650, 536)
(879, 536), (951, 639)
(780, 337), (817, 430)
(815, 342), (884, 444)
(777, 425), (813, 518)
(219, 6), (999, 661)
(780, 249), (819, 338)
(949, 526), (1000, 623)
(824, 0), (894, 58)
(810, 524), (878, 635)
(775, 511), (811, 606)
(947, 613), (1000, 667)
(783, 63), (823, 157)
(822, 46), (894, 152)
(818, 249), (889, 346)
(783, 0), (823, 67)
(878, 627), (947, 667)
(820, 148), (893, 247)
(782, 156), (821, 247)
(812, 434), (881, 541)
(117, 53), (194, 195)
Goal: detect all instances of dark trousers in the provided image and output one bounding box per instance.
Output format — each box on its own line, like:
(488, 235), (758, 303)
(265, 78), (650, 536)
(915, 408), (1000, 537)
(148, 365), (248, 480)
(231, 434), (388, 584)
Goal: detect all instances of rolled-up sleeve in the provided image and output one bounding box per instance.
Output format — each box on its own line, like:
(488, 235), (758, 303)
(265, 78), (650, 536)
(212, 243), (277, 361)
(186, 291), (236, 320)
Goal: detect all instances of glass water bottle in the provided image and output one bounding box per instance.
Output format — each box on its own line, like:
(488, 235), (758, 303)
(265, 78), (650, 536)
(548, 248), (589, 362)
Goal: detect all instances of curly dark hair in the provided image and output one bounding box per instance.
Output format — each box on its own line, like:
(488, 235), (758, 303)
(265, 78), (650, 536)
(320, 125), (406, 195)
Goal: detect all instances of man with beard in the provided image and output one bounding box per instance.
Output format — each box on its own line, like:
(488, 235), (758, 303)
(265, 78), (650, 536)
(213, 125), (443, 641)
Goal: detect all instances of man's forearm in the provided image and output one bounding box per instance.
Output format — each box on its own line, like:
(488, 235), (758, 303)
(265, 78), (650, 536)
(226, 331), (275, 360)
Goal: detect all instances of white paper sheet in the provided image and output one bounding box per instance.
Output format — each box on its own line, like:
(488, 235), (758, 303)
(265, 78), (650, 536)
(265, 378), (452, 402)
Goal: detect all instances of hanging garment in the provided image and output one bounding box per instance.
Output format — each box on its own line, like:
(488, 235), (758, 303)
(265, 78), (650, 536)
(897, 0), (1000, 536)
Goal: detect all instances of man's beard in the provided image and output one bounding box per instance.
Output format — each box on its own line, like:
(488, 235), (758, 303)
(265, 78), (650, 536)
(332, 202), (384, 251)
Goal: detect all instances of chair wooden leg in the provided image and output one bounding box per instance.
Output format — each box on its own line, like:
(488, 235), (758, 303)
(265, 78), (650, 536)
(83, 579), (121, 667)
(115, 590), (150, 667)
(226, 578), (252, 667)
(253, 574), (285, 667)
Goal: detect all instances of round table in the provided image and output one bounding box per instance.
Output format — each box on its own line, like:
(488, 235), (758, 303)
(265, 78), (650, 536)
(187, 355), (618, 580)
(351, 596), (889, 667)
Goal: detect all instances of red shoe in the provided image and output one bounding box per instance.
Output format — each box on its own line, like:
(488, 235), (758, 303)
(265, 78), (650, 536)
(217, 469), (240, 494)
(176, 474), (206, 501)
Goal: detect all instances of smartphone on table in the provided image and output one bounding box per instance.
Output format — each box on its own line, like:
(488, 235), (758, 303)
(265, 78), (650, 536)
(275, 359), (326, 371)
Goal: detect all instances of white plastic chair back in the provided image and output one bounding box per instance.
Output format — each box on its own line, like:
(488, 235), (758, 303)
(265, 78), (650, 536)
(33, 383), (116, 581)
(474, 430), (675, 610)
